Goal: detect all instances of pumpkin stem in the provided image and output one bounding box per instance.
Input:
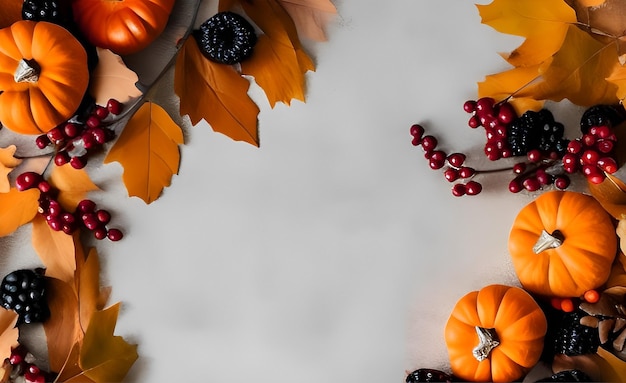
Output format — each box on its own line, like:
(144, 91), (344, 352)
(472, 326), (500, 362)
(533, 230), (564, 254)
(14, 59), (40, 83)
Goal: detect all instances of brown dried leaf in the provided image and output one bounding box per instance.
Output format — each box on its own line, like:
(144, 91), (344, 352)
(48, 165), (100, 212)
(78, 248), (104, 333)
(0, 188), (39, 237)
(599, 318), (616, 344)
(31, 214), (76, 285)
(581, 315), (600, 328)
(89, 48), (142, 106)
(0, 146), (21, 193)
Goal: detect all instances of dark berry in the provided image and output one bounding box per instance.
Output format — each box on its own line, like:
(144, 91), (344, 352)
(22, 0), (64, 23)
(507, 109), (569, 156)
(406, 369), (452, 382)
(194, 12), (257, 65)
(580, 104), (626, 134)
(1, 269), (49, 324)
(550, 309), (600, 356)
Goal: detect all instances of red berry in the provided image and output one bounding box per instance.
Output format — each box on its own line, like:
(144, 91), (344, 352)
(467, 115), (481, 129)
(37, 180), (51, 194)
(561, 153), (579, 173)
(512, 163), (526, 174)
(465, 181), (482, 195)
(70, 156), (87, 169)
(593, 125), (612, 139)
(451, 183), (466, 197)
(35, 134), (50, 149)
(554, 176), (570, 190)
(96, 209), (111, 224)
(54, 152), (70, 166)
(77, 199), (96, 214)
(527, 149), (542, 163)
(447, 153), (466, 168)
(15, 172), (42, 191)
(47, 216), (63, 231)
(522, 177), (541, 191)
(107, 228), (124, 241)
(463, 100), (476, 113)
(409, 124), (424, 140)
(46, 127), (65, 145)
(81, 131), (97, 149)
(458, 167), (475, 178)
(475, 97), (495, 113)
(94, 227), (108, 240)
(411, 137), (420, 146)
(81, 213), (100, 230)
(420, 135), (437, 152)
(63, 122), (81, 138)
(500, 148), (513, 158)
(595, 139), (614, 154)
(429, 158), (445, 170)
(85, 115), (101, 129)
(567, 140), (583, 154)
(106, 99), (122, 115)
(94, 105), (109, 119)
(535, 169), (551, 185)
(496, 102), (516, 124)
(91, 127), (108, 144)
(443, 168), (459, 182)
(582, 133), (596, 147)
(508, 179), (522, 193)
(597, 157), (618, 173)
(581, 150), (600, 165)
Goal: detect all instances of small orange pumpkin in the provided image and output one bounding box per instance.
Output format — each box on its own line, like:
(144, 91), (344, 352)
(0, 21), (89, 135)
(71, 0), (176, 55)
(508, 190), (617, 297)
(444, 284), (547, 382)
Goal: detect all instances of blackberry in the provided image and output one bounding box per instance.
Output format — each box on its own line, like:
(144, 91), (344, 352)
(194, 12), (257, 65)
(535, 369), (593, 382)
(551, 309), (600, 356)
(580, 104), (626, 134)
(22, 0), (66, 23)
(1, 269), (50, 324)
(406, 369), (452, 382)
(507, 109), (569, 156)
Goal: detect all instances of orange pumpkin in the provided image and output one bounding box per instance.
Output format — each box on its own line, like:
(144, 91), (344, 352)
(508, 190), (617, 297)
(0, 21), (89, 135)
(71, 0), (176, 55)
(444, 284), (547, 382)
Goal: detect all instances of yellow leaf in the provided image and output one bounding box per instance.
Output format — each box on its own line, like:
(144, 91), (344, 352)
(103, 101), (183, 204)
(277, 0), (338, 41)
(89, 48), (142, 106)
(0, 188), (39, 237)
(477, 64), (546, 114)
(43, 277), (82, 374)
(78, 247), (104, 334)
(0, 146), (21, 193)
(239, 0), (316, 106)
(48, 166), (100, 212)
(80, 303), (138, 383)
(174, 38), (260, 145)
(31, 214), (76, 285)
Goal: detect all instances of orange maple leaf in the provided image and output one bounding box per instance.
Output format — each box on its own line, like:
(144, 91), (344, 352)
(104, 101), (184, 204)
(174, 38), (260, 145)
(89, 48), (142, 106)
(31, 214), (76, 285)
(277, 0), (338, 42)
(0, 145), (21, 193)
(477, 0), (626, 112)
(0, 188), (39, 237)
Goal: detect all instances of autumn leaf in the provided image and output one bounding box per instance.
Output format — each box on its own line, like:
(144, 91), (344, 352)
(77, 247), (107, 333)
(89, 48), (142, 106)
(49, 165), (100, 211)
(79, 303), (138, 383)
(477, 0), (626, 109)
(31, 214), (76, 285)
(0, 188), (39, 237)
(0, 145), (21, 193)
(104, 101), (183, 204)
(277, 0), (337, 41)
(174, 38), (260, 145)
(239, 0), (316, 106)
(0, 309), (18, 367)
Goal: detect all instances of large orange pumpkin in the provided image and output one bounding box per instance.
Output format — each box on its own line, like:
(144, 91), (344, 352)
(508, 190), (617, 297)
(444, 284), (547, 382)
(71, 0), (176, 55)
(0, 21), (89, 135)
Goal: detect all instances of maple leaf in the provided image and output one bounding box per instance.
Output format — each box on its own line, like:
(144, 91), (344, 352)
(239, 0), (316, 106)
(277, 0), (338, 42)
(31, 214), (76, 285)
(104, 101), (183, 204)
(0, 145), (21, 193)
(0, 188), (39, 237)
(89, 48), (142, 106)
(476, 0), (626, 111)
(48, 165), (100, 211)
(174, 38), (260, 145)
(79, 303), (138, 383)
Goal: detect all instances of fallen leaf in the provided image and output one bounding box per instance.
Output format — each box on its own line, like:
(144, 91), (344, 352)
(48, 165), (100, 212)
(239, 0), (316, 106)
(89, 48), (142, 106)
(174, 38), (260, 145)
(0, 309), (18, 369)
(80, 303), (138, 383)
(104, 101), (183, 204)
(277, 0), (337, 41)
(31, 214), (76, 285)
(77, 247), (105, 333)
(54, 341), (92, 383)
(43, 277), (82, 374)
(0, 188), (39, 237)
(0, 145), (21, 193)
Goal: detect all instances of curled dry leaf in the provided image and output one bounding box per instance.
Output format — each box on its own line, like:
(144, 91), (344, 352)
(0, 145), (21, 193)
(48, 165), (100, 212)
(104, 101), (184, 204)
(0, 188), (39, 237)
(89, 48), (142, 106)
(31, 214), (76, 285)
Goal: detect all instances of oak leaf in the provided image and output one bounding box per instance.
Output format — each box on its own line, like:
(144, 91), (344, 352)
(104, 101), (183, 204)
(31, 214), (76, 285)
(477, 0), (626, 110)
(174, 38), (260, 145)
(239, 0), (316, 106)
(277, 0), (337, 41)
(0, 188), (39, 237)
(89, 48), (142, 106)
(49, 165), (100, 211)
(0, 145), (21, 193)
(79, 303), (138, 383)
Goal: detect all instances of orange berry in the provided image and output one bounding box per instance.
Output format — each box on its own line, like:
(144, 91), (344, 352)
(583, 289), (600, 303)
(560, 298), (575, 312)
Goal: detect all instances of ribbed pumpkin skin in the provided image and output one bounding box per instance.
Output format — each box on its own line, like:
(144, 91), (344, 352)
(0, 21), (89, 135)
(72, 0), (176, 55)
(444, 284), (547, 382)
(508, 190), (617, 297)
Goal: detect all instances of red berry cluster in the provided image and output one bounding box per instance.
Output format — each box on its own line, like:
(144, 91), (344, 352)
(561, 124), (618, 184)
(463, 97), (517, 160)
(8, 346), (54, 383)
(15, 172), (123, 241)
(507, 153), (571, 193)
(36, 99), (122, 170)
(410, 124), (482, 196)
